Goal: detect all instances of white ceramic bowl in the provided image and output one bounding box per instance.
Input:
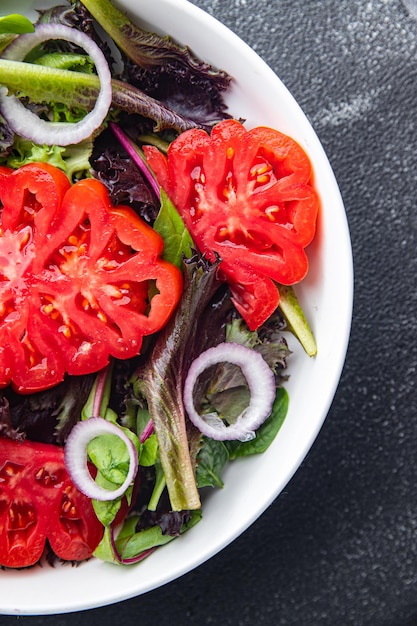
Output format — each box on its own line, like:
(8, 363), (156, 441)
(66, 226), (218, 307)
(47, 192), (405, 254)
(0, 0), (353, 615)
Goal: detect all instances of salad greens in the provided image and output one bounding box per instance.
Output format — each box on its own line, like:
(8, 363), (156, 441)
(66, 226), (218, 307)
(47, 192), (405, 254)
(78, 0), (231, 127)
(0, 57), (202, 135)
(0, 14), (34, 35)
(135, 256), (224, 512)
(0, 13), (34, 55)
(0, 0), (316, 567)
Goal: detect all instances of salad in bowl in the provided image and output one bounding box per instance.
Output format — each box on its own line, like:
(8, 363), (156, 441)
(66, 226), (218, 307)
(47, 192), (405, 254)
(0, 0), (352, 615)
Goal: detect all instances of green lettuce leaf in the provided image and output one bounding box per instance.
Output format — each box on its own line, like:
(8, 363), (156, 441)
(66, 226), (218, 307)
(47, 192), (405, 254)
(153, 189), (194, 268)
(0, 135), (93, 181)
(195, 387), (289, 490)
(0, 14), (34, 35)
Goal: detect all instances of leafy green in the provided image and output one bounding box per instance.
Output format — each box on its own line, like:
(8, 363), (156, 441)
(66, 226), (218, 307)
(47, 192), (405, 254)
(90, 143), (160, 223)
(81, 366), (113, 421)
(0, 59), (97, 111)
(34, 52), (94, 73)
(196, 437), (229, 489)
(79, 0), (229, 81)
(79, 367), (141, 527)
(195, 387), (289, 489)
(0, 112), (14, 152)
(192, 313), (289, 484)
(0, 135), (93, 181)
(1, 374), (95, 445)
(93, 526), (120, 564)
(93, 509), (202, 564)
(116, 509), (202, 561)
(4, 138), (65, 169)
(153, 189), (194, 267)
(116, 522), (174, 559)
(79, 0), (231, 129)
(226, 387), (289, 459)
(134, 255), (224, 511)
(225, 315), (290, 376)
(0, 14), (34, 35)
(148, 459), (166, 511)
(92, 487), (125, 528)
(88, 433), (133, 486)
(139, 434), (158, 467)
(0, 59), (201, 134)
(278, 284), (317, 356)
(0, 12), (33, 55)
(192, 315), (289, 425)
(111, 78), (201, 133)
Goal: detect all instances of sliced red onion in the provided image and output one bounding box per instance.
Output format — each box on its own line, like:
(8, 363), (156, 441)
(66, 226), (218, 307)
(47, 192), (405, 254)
(0, 24), (112, 146)
(109, 122), (161, 199)
(183, 342), (276, 442)
(65, 417), (138, 501)
(92, 365), (111, 418)
(139, 418), (154, 443)
(109, 524), (156, 565)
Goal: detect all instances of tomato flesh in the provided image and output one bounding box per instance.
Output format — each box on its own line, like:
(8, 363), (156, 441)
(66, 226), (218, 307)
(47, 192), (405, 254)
(0, 437), (103, 568)
(0, 163), (183, 393)
(144, 119), (319, 330)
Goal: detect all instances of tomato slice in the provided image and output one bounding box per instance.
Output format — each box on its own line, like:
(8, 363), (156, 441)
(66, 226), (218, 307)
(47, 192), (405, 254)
(0, 437), (103, 568)
(0, 163), (183, 393)
(144, 119), (319, 330)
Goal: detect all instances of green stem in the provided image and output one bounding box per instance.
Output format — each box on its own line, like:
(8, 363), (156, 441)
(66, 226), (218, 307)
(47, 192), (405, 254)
(147, 461), (166, 511)
(278, 285), (317, 357)
(144, 365), (201, 511)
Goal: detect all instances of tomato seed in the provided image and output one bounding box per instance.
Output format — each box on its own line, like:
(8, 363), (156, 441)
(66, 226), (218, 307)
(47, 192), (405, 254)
(0, 461), (23, 481)
(9, 503), (36, 529)
(256, 174), (270, 184)
(41, 303), (54, 315)
(97, 311), (107, 323)
(59, 325), (72, 339)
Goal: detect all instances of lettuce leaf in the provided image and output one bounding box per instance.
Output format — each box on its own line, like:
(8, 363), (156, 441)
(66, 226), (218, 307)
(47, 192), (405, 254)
(153, 189), (194, 267)
(79, 0), (232, 129)
(90, 139), (160, 223)
(133, 255), (227, 511)
(196, 387), (289, 489)
(0, 134), (93, 181)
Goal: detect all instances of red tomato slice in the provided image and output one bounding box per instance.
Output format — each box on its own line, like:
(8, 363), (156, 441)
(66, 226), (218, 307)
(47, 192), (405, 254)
(0, 437), (103, 568)
(0, 163), (183, 393)
(144, 119), (319, 330)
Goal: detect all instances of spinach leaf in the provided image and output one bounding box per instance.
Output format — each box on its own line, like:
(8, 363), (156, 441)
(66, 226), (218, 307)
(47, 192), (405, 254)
(153, 190), (194, 267)
(140, 433), (158, 467)
(87, 433), (132, 486)
(0, 14), (34, 35)
(226, 387), (289, 459)
(196, 437), (229, 489)
(115, 509), (202, 561)
(195, 387), (289, 488)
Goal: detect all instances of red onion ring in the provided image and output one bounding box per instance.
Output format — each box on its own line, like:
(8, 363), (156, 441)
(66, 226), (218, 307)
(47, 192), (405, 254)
(0, 24), (112, 146)
(64, 417), (138, 501)
(183, 342), (276, 442)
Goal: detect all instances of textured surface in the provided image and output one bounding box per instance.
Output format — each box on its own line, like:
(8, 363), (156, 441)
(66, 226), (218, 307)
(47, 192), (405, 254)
(3, 0), (417, 624)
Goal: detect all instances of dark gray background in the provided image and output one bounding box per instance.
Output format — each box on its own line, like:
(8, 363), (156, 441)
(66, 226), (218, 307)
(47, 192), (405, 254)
(2, 0), (417, 624)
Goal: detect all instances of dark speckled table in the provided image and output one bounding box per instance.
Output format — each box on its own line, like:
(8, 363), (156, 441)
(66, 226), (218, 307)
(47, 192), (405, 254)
(2, 1), (417, 624)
